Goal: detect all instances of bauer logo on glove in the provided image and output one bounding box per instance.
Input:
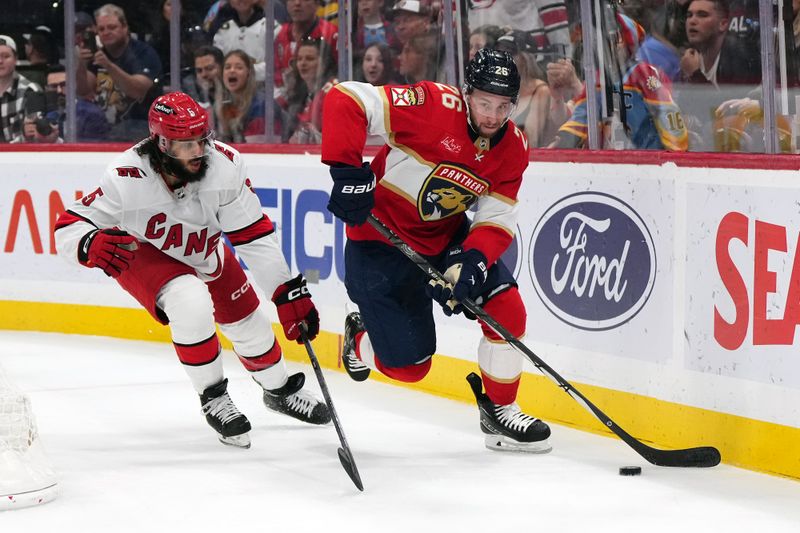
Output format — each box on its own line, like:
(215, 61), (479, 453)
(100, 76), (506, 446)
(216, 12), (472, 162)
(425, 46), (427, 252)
(327, 162), (375, 226)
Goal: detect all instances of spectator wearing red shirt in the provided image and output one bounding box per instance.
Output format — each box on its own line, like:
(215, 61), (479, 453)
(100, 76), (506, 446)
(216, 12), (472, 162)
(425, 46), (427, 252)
(274, 0), (338, 89)
(282, 38), (338, 144)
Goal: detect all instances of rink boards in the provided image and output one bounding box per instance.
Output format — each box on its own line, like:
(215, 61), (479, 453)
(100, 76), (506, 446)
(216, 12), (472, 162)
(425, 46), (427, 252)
(1, 146), (799, 479)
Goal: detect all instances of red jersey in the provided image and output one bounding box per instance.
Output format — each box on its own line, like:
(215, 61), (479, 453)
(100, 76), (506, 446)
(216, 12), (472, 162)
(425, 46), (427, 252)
(321, 81), (529, 265)
(274, 19), (338, 88)
(288, 78), (337, 143)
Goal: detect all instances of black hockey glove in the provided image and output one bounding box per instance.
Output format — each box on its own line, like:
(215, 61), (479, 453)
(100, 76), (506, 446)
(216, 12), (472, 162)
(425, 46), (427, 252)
(426, 247), (488, 317)
(78, 228), (138, 278)
(327, 163), (375, 226)
(271, 275), (320, 343)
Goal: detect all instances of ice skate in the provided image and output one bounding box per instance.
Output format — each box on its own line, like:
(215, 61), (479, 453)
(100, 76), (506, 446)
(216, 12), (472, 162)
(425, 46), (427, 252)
(467, 372), (552, 453)
(261, 372), (331, 425)
(342, 312), (370, 382)
(199, 379), (252, 448)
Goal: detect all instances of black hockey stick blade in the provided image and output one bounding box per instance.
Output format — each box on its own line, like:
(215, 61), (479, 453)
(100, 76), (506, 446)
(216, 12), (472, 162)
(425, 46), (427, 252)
(638, 445), (721, 468)
(367, 214), (721, 469)
(298, 323), (364, 491)
(338, 447), (364, 491)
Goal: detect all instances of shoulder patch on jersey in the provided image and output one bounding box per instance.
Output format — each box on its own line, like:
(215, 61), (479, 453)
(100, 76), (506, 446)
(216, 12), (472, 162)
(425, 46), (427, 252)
(115, 166), (146, 178)
(390, 86), (425, 107)
(418, 163), (488, 222)
(214, 142), (236, 162)
(645, 75), (662, 91)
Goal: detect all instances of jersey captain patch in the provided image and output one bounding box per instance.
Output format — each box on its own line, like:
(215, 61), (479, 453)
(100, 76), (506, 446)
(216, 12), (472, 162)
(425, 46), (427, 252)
(390, 86), (425, 107)
(418, 163), (488, 221)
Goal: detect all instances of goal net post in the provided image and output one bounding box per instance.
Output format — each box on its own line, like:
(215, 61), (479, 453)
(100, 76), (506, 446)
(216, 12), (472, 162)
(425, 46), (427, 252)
(0, 363), (58, 510)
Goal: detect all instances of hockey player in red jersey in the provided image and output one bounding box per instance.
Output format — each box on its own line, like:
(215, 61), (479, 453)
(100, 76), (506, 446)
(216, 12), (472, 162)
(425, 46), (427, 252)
(55, 92), (330, 448)
(321, 49), (551, 452)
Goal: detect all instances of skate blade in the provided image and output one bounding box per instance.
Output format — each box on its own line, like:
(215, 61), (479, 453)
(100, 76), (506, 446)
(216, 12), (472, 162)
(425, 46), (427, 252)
(218, 433), (251, 449)
(484, 434), (552, 454)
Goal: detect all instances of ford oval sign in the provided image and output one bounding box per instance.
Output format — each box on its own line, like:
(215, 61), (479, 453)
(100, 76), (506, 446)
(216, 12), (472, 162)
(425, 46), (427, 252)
(529, 192), (656, 330)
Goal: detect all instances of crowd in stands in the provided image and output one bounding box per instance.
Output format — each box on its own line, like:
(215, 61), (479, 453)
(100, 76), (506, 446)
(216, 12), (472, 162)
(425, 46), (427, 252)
(0, 0), (796, 152)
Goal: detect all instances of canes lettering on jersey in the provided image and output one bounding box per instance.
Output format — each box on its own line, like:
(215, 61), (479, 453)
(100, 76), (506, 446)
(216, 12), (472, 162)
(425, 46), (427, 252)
(55, 139), (289, 292)
(143, 213), (222, 259)
(54, 92), (331, 448)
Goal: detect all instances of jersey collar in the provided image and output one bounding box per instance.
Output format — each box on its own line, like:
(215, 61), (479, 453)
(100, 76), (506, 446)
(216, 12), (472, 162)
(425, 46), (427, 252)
(466, 121), (509, 150)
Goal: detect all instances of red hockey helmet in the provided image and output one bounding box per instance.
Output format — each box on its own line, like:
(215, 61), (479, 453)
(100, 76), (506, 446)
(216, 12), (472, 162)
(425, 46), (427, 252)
(148, 92), (211, 157)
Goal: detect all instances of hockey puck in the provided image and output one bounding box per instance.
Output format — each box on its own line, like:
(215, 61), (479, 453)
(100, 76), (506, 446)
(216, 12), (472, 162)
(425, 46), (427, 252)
(619, 466), (642, 476)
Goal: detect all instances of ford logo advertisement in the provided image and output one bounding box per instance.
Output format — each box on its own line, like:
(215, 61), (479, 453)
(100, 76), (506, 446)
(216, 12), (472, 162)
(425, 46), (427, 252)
(529, 192), (656, 330)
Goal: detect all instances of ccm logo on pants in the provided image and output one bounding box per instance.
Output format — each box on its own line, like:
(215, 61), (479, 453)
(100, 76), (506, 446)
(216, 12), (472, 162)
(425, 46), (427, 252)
(231, 280), (251, 301)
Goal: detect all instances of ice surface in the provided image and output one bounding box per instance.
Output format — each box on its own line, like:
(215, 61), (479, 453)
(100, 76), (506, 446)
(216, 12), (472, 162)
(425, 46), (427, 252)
(1, 331), (798, 531)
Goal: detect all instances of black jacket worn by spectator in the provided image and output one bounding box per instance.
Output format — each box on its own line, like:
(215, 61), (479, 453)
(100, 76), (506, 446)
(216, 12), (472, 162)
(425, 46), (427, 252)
(682, 34), (761, 86)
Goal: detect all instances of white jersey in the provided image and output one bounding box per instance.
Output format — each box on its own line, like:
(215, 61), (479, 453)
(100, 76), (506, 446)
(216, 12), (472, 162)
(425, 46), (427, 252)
(55, 140), (290, 295)
(212, 18), (278, 82)
(467, 0), (572, 56)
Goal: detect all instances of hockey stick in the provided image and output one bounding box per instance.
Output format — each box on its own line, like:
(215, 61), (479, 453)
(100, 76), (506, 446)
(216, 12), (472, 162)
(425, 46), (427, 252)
(604, 0), (629, 138)
(367, 214), (721, 468)
(299, 323), (364, 491)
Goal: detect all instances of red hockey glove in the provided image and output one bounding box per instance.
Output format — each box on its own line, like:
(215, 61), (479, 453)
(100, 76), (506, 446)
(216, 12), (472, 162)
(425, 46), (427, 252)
(78, 228), (138, 278)
(271, 275), (320, 343)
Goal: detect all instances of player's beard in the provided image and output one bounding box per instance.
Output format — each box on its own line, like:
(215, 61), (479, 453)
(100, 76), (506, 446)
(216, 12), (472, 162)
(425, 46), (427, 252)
(163, 155), (209, 185)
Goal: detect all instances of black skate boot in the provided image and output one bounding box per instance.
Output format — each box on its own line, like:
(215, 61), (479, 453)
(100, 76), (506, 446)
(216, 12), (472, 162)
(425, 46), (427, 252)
(261, 373), (331, 425)
(342, 312), (370, 382)
(200, 378), (252, 448)
(467, 372), (552, 453)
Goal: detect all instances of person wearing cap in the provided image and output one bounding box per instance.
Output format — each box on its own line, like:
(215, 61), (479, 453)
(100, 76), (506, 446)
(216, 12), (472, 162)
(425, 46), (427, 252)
(553, 13), (688, 150)
(320, 48), (553, 453)
(25, 27), (59, 68)
(75, 3), (162, 141)
(73, 12), (97, 56)
(0, 35), (44, 143)
(389, 0), (434, 47)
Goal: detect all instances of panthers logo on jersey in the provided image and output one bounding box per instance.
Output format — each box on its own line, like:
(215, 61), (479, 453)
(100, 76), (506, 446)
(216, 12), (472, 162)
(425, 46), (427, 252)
(418, 163), (488, 221)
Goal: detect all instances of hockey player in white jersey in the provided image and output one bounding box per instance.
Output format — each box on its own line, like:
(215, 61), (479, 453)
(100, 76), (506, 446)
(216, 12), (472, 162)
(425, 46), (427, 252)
(55, 92), (330, 448)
